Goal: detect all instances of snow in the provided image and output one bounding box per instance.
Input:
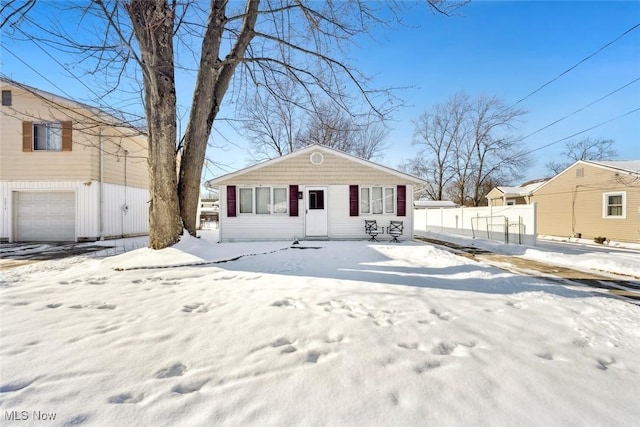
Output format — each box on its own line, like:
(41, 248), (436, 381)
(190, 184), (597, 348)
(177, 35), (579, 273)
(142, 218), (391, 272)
(1, 231), (639, 426)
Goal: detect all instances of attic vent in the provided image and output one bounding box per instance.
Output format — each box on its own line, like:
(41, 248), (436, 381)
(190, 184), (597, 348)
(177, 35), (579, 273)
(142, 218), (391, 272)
(310, 151), (324, 165)
(576, 168), (584, 178)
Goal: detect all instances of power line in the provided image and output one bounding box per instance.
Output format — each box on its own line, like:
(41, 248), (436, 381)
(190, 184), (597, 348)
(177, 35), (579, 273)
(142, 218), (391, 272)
(513, 23), (640, 106)
(2, 45), (74, 99)
(520, 76), (640, 142)
(523, 107), (640, 156)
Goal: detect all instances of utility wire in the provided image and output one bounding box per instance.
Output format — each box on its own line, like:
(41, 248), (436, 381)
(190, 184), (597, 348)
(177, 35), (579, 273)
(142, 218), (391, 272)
(522, 107), (640, 156)
(520, 76), (640, 142)
(513, 23), (640, 106)
(2, 45), (74, 99)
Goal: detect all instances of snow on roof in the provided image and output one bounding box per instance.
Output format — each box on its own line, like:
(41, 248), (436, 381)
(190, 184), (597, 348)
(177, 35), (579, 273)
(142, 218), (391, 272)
(496, 180), (547, 197)
(583, 160), (640, 174)
(414, 200), (457, 208)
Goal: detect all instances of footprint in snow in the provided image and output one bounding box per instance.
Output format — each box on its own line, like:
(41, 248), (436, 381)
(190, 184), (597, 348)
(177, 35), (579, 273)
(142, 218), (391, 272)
(414, 360), (441, 374)
(271, 298), (305, 309)
(0, 377), (39, 393)
(171, 380), (207, 394)
(596, 357), (615, 371)
(305, 351), (324, 364)
(430, 308), (451, 321)
(46, 303), (63, 309)
(271, 338), (297, 354)
(107, 392), (144, 404)
(155, 363), (188, 379)
(397, 342), (419, 350)
(432, 342), (457, 355)
(536, 352), (554, 361)
(325, 334), (344, 344)
(182, 303), (207, 313)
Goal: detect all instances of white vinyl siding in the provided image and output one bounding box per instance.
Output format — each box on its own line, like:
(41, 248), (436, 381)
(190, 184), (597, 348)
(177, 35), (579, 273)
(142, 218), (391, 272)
(218, 185), (414, 242)
(0, 180), (149, 242)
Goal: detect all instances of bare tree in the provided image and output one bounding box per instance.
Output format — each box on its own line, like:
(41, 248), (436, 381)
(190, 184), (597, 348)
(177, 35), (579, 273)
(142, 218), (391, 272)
(3, 0), (466, 248)
(403, 92), (529, 206)
(296, 102), (356, 152)
(467, 95), (529, 206)
(242, 81), (302, 161)
(545, 137), (618, 175)
(404, 92), (468, 200)
(350, 120), (389, 161)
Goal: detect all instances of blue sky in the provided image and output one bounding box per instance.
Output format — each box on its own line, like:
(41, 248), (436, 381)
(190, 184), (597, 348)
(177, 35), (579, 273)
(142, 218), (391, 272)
(1, 1), (638, 183)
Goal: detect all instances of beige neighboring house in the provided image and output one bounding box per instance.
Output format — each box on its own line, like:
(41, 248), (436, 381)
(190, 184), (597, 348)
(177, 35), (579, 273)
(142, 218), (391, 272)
(1, 78), (149, 242)
(486, 179), (548, 206)
(530, 160), (640, 243)
(205, 144), (425, 242)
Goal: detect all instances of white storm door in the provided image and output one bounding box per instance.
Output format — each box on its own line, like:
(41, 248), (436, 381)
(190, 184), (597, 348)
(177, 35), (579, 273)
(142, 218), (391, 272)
(305, 187), (328, 237)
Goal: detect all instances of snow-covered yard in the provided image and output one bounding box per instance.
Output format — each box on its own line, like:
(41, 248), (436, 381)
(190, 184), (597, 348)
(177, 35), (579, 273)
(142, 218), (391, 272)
(1, 231), (639, 426)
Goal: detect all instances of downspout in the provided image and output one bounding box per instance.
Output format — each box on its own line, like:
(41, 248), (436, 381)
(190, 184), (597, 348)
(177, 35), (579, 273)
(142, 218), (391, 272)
(99, 128), (104, 241)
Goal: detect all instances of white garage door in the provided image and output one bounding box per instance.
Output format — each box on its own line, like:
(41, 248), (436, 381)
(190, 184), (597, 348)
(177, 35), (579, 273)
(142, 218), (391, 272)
(16, 192), (76, 242)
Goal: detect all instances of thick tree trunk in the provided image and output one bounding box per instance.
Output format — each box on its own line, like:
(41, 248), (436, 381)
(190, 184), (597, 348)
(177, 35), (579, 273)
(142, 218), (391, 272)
(179, 0), (259, 236)
(126, 0), (182, 249)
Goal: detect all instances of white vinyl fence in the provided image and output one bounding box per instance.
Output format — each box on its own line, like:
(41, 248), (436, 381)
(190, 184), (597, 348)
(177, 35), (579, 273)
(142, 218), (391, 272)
(413, 203), (537, 245)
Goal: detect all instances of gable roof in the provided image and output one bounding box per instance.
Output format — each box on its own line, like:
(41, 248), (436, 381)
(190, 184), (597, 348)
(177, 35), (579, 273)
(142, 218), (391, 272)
(205, 144), (426, 186)
(495, 180), (548, 197)
(581, 160), (640, 174)
(1, 77), (145, 133)
(532, 159), (640, 194)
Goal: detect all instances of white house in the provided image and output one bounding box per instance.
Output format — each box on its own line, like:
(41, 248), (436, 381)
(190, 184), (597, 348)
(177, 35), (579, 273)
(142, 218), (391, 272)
(205, 144), (425, 242)
(0, 78), (149, 242)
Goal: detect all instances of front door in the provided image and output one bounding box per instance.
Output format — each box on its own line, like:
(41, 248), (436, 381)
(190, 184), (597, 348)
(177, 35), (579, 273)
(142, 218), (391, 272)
(305, 187), (328, 237)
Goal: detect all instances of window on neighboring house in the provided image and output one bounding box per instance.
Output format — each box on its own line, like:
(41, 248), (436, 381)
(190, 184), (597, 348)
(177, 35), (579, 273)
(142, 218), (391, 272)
(506, 200), (516, 206)
(360, 186), (395, 214)
(238, 187), (288, 215)
(33, 122), (62, 151)
(603, 192), (626, 219)
(1, 90), (11, 106)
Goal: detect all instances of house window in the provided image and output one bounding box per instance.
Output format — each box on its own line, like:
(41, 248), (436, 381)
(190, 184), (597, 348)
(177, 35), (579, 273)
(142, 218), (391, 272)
(603, 192), (626, 219)
(1, 90), (11, 106)
(273, 188), (287, 213)
(33, 122), (62, 151)
(239, 188), (253, 214)
(506, 200), (516, 206)
(239, 187), (288, 215)
(308, 190), (324, 210)
(360, 186), (395, 214)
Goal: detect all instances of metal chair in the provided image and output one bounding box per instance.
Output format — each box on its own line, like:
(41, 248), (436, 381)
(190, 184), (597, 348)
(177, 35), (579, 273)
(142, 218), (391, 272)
(387, 221), (404, 243)
(364, 220), (381, 241)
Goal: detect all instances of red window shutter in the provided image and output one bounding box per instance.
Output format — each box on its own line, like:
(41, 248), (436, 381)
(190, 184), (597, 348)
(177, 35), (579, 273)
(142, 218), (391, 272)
(22, 121), (33, 152)
(397, 185), (406, 217)
(349, 185), (359, 216)
(61, 121), (72, 151)
(289, 185), (298, 216)
(227, 185), (237, 217)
